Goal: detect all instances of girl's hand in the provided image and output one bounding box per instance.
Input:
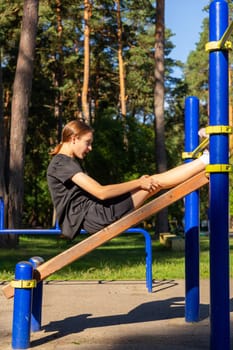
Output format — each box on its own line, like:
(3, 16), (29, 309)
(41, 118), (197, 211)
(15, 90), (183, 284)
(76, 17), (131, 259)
(140, 175), (161, 192)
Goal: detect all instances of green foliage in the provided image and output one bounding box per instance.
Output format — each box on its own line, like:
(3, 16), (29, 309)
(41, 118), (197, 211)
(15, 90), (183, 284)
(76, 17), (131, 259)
(84, 113), (156, 184)
(184, 17), (209, 126)
(125, 116), (156, 177)
(0, 0), (207, 228)
(184, 4), (233, 223)
(85, 114), (127, 183)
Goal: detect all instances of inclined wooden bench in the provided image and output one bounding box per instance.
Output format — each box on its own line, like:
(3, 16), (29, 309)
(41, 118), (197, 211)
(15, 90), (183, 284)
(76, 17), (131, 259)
(2, 171), (209, 299)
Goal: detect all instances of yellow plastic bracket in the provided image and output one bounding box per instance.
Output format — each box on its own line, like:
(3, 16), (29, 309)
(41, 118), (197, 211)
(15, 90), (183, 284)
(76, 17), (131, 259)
(205, 40), (232, 51)
(182, 138), (209, 160)
(205, 22), (233, 52)
(205, 125), (233, 135)
(206, 164), (233, 173)
(11, 279), (37, 289)
(181, 152), (193, 160)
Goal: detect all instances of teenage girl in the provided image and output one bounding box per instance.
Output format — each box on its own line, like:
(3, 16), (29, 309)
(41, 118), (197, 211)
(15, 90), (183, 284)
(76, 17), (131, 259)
(47, 120), (209, 239)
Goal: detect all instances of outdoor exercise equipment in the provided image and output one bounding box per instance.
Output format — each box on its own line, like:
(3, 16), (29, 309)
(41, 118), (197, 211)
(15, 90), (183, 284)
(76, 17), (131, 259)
(2, 171), (209, 300)
(183, 3), (233, 347)
(183, 96), (200, 323)
(11, 261), (35, 350)
(0, 199), (153, 293)
(2, 2), (233, 349)
(205, 1), (233, 349)
(29, 256), (44, 332)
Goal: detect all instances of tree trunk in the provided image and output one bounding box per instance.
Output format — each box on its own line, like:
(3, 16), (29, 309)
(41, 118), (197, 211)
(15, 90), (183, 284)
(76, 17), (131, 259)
(0, 51), (5, 199)
(0, 49), (9, 248)
(54, 0), (63, 141)
(0, 66), (11, 247)
(82, 0), (92, 124)
(8, 0), (39, 238)
(116, 0), (128, 146)
(116, 0), (126, 118)
(154, 0), (168, 236)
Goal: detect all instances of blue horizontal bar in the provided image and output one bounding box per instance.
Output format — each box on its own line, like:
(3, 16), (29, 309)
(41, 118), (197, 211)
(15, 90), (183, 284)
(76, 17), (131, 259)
(0, 198), (152, 292)
(0, 228), (62, 234)
(0, 226), (152, 293)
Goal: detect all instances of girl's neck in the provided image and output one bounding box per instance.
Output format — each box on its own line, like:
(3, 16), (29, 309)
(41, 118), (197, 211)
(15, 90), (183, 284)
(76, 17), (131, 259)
(58, 143), (74, 157)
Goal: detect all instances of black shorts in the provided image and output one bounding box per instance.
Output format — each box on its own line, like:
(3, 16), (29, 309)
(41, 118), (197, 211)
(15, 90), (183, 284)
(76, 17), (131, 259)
(82, 193), (134, 234)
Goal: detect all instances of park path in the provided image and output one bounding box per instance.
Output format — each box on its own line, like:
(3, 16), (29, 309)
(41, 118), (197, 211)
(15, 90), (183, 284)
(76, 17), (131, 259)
(1, 279), (233, 349)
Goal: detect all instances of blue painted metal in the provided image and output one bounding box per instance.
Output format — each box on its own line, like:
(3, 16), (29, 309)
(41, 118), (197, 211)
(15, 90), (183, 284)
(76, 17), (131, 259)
(0, 199), (152, 292)
(29, 257), (44, 332)
(209, 1), (230, 349)
(8, 230), (151, 348)
(0, 228), (62, 234)
(124, 228), (153, 293)
(0, 197), (4, 230)
(0, 229), (152, 292)
(12, 261), (34, 349)
(184, 96), (200, 322)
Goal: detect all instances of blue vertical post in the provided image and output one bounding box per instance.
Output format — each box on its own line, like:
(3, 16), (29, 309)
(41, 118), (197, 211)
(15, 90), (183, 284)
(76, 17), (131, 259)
(208, 1), (230, 349)
(0, 197), (4, 229)
(12, 261), (34, 349)
(29, 256), (44, 332)
(184, 96), (200, 322)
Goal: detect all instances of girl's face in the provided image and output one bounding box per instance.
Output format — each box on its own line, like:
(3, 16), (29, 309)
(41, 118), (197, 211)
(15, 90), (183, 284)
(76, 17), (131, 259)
(73, 131), (93, 159)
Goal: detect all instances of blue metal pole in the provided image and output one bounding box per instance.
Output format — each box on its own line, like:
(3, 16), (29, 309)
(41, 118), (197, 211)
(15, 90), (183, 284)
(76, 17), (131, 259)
(124, 228), (152, 293)
(12, 261), (34, 349)
(209, 1), (230, 349)
(0, 197), (4, 229)
(184, 96), (200, 322)
(29, 256), (44, 332)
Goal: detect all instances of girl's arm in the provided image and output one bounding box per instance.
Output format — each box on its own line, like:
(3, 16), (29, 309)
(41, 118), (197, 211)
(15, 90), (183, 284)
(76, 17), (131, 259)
(71, 172), (158, 200)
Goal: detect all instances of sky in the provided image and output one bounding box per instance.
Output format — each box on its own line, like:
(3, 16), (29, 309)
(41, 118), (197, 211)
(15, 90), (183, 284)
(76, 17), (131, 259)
(165, 0), (208, 74)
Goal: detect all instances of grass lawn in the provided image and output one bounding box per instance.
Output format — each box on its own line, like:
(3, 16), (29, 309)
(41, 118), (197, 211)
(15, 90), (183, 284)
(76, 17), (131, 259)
(0, 232), (232, 281)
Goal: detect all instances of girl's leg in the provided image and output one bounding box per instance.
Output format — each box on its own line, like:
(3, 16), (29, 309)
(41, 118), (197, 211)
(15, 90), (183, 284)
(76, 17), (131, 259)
(131, 157), (207, 209)
(151, 156), (207, 189)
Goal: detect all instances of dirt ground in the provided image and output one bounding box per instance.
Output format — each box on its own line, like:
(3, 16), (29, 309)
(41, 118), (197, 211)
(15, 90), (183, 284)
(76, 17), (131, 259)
(1, 279), (233, 350)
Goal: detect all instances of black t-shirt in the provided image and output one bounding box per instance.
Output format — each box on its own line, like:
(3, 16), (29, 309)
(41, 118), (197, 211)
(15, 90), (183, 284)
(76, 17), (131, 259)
(47, 154), (90, 239)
